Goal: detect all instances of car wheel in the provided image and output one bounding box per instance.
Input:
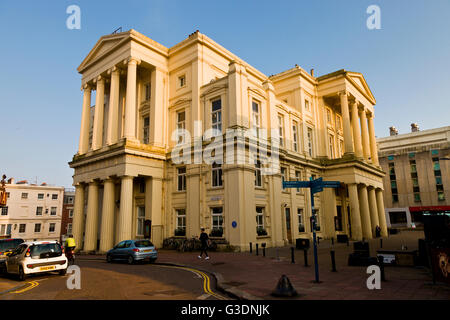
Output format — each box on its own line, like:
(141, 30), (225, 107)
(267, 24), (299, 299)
(127, 255), (134, 265)
(107, 255), (113, 263)
(18, 266), (27, 281)
(59, 268), (67, 276)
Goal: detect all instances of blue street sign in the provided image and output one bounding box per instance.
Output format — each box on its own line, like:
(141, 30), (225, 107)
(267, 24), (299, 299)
(311, 185), (323, 194)
(282, 181), (311, 188)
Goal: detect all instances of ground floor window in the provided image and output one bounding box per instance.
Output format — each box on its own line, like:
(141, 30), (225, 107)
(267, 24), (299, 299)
(311, 209), (320, 231)
(389, 211), (407, 225)
(34, 223), (41, 233)
(211, 207), (224, 237)
(335, 206), (343, 231)
(19, 224), (26, 233)
(49, 223), (56, 233)
(256, 207), (267, 235)
(175, 209), (186, 236)
(297, 208), (305, 232)
(137, 206), (145, 236)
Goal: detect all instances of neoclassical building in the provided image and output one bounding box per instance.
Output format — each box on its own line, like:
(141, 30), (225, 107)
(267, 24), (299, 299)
(69, 29), (387, 253)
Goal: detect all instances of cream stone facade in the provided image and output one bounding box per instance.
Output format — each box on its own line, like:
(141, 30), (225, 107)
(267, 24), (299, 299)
(377, 125), (450, 228)
(69, 29), (386, 253)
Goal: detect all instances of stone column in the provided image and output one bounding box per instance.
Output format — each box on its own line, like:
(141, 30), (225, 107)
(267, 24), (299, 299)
(350, 100), (363, 158)
(118, 176), (134, 242)
(339, 91), (354, 155)
(367, 114), (379, 165)
(150, 68), (165, 147)
(358, 185), (373, 239)
(376, 189), (388, 237)
(348, 184), (363, 241)
(84, 182), (99, 252)
(124, 58), (140, 140)
(99, 179), (115, 253)
(106, 67), (120, 146)
(359, 108), (371, 162)
(368, 187), (380, 237)
(145, 177), (163, 247)
(72, 184), (85, 250)
(78, 85), (91, 154)
(92, 76), (105, 150)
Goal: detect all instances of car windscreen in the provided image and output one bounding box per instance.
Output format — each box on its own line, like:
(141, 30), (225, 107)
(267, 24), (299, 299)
(30, 243), (62, 259)
(0, 239), (24, 251)
(134, 240), (154, 248)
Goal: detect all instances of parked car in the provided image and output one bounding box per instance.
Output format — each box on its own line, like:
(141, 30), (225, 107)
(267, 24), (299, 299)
(0, 238), (24, 261)
(107, 240), (157, 264)
(4, 240), (68, 281)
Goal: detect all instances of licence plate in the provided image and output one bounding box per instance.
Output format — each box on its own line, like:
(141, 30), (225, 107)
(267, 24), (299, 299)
(40, 266), (56, 271)
(143, 249), (153, 253)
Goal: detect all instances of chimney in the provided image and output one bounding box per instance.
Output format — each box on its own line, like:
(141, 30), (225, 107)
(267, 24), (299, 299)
(310, 68), (314, 77)
(389, 126), (398, 136)
(411, 123), (419, 132)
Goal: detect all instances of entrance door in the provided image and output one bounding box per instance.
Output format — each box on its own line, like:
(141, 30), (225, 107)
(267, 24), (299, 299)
(285, 208), (292, 243)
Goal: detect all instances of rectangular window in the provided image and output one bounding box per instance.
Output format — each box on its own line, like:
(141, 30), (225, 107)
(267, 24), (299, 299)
(34, 223), (41, 233)
(38, 193), (44, 200)
(329, 135), (335, 159)
(67, 223), (72, 235)
(0, 225), (5, 236)
(336, 115), (342, 130)
(414, 193), (421, 202)
(36, 206), (43, 216)
(68, 197), (74, 204)
(339, 139), (344, 158)
(176, 209), (186, 233)
(295, 171), (301, 193)
(178, 75), (186, 88)
(304, 99), (310, 111)
(292, 121), (298, 152)
(335, 206), (343, 231)
(49, 223), (56, 233)
(6, 192), (10, 199)
(1, 207), (7, 216)
(176, 111), (186, 144)
(256, 207), (265, 232)
(52, 194), (58, 200)
(137, 206), (145, 236)
(281, 167), (288, 190)
(211, 207), (224, 233)
(143, 116), (150, 144)
(177, 167), (186, 191)
(307, 128), (313, 156)
(6, 224), (11, 236)
(50, 207), (57, 216)
(19, 224), (26, 233)
(252, 101), (260, 129)
(255, 161), (262, 187)
(438, 192), (445, 201)
(144, 83), (151, 101)
(211, 99), (222, 133)
(297, 208), (305, 232)
(21, 193), (28, 199)
(278, 115), (284, 147)
(326, 109), (332, 123)
(212, 163), (223, 187)
(69, 209), (74, 218)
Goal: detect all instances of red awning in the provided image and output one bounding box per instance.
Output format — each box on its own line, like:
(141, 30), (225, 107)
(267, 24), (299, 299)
(409, 206), (450, 212)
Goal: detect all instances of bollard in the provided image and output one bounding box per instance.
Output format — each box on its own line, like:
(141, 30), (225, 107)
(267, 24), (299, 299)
(377, 256), (385, 281)
(303, 248), (308, 267)
(330, 250), (337, 272)
(331, 238), (334, 246)
(250, 242), (252, 254)
(291, 247), (295, 264)
(263, 247), (266, 257)
(256, 243), (259, 256)
(380, 238), (383, 248)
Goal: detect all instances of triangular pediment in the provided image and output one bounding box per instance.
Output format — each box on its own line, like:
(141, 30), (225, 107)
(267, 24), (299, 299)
(346, 72), (376, 104)
(77, 32), (132, 73)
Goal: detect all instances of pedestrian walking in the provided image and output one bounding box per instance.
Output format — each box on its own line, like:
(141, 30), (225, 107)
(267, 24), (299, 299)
(198, 228), (210, 260)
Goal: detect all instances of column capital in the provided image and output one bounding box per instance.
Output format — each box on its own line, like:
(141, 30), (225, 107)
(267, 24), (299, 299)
(93, 75), (105, 84)
(81, 83), (92, 91)
(107, 66), (122, 75)
(124, 57), (141, 66)
(338, 90), (348, 97)
(358, 105), (367, 114)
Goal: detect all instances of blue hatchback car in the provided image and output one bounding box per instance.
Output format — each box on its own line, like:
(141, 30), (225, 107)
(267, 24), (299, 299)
(106, 240), (157, 264)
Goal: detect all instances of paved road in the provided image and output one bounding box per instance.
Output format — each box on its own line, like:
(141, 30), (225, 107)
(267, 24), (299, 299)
(0, 258), (230, 300)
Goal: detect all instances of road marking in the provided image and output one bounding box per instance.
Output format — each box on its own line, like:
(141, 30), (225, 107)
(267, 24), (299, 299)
(10, 281), (39, 294)
(156, 265), (227, 300)
(196, 293), (210, 300)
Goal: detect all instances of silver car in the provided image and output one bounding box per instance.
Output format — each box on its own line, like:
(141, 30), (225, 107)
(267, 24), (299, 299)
(106, 240), (157, 264)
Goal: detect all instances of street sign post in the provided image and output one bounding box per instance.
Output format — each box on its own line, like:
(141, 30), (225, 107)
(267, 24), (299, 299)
(282, 177), (341, 283)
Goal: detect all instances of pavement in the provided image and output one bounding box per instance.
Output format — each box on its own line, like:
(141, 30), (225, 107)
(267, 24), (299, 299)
(79, 230), (450, 300)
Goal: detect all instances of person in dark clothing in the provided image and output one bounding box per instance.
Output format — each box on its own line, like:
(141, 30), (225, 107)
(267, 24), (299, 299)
(375, 225), (381, 238)
(198, 228), (209, 259)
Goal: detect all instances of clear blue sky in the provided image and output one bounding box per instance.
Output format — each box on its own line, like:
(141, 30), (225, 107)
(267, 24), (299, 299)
(1, 0), (449, 187)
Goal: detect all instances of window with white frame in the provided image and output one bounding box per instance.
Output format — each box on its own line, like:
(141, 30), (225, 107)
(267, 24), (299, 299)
(19, 224), (26, 233)
(69, 209), (73, 218)
(67, 223), (72, 235)
(21, 193), (28, 199)
(1, 207), (7, 216)
(211, 99), (222, 133)
(212, 163), (223, 187)
(176, 209), (186, 232)
(36, 206), (43, 216)
(34, 223), (41, 233)
(177, 167), (186, 191)
(211, 207), (224, 232)
(49, 223), (56, 233)
(256, 207), (265, 231)
(50, 207), (57, 216)
(297, 208), (305, 232)
(38, 193), (44, 200)
(292, 121), (299, 152)
(143, 116), (150, 144)
(307, 127), (313, 156)
(278, 115), (284, 147)
(137, 206), (145, 236)
(255, 161), (262, 187)
(252, 101), (261, 129)
(178, 75), (186, 88)
(52, 194), (58, 200)
(329, 135), (335, 159)
(176, 111), (186, 144)
(0, 224), (5, 236)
